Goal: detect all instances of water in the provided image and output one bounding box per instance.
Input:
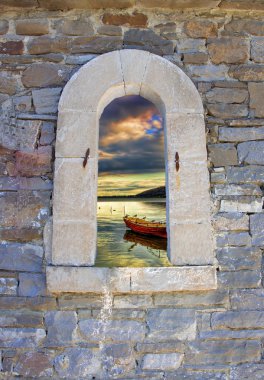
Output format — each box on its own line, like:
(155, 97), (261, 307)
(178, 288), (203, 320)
(96, 199), (171, 267)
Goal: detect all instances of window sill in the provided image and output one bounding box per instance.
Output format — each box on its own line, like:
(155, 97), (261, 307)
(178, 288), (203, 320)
(46, 266), (217, 294)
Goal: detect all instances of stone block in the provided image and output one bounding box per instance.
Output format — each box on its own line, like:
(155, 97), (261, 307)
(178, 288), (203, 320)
(45, 311), (77, 347)
(184, 19), (217, 38)
(219, 126), (264, 142)
(206, 88), (248, 104)
(102, 343), (134, 377)
(18, 273), (46, 297)
(71, 36), (122, 54)
(251, 37), (264, 63)
(103, 11), (148, 27)
(0, 20), (8, 34)
(216, 231), (251, 246)
(14, 352), (53, 377)
(217, 247), (261, 271)
(0, 328), (45, 348)
(183, 52), (208, 64)
(185, 340), (261, 365)
(14, 95), (32, 111)
(32, 87), (61, 114)
(124, 29), (173, 55)
(0, 278), (17, 296)
(58, 295), (103, 309)
(141, 353), (183, 371)
(27, 35), (70, 54)
(220, 198), (263, 213)
(147, 309), (196, 341)
(250, 214), (264, 247)
(16, 19), (49, 35)
(218, 270), (261, 289)
(212, 311), (264, 330)
(113, 295), (153, 308)
(230, 289), (264, 310)
(0, 296), (56, 311)
(167, 370), (227, 380)
(97, 25), (122, 36)
(54, 348), (100, 378)
(136, 342), (185, 354)
(249, 82), (264, 117)
(238, 141), (264, 164)
(0, 310), (43, 327)
(224, 19), (264, 36)
(15, 146), (52, 176)
(227, 165), (264, 184)
(22, 63), (69, 88)
(207, 103), (248, 118)
(208, 38), (249, 64)
(208, 143), (238, 166)
(0, 243), (43, 272)
(57, 19), (94, 35)
(177, 38), (206, 53)
(220, 0), (264, 11)
(229, 64), (264, 81)
(214, 184), (262, 196)
(56, 111), (97, 158)
(231, 364), (264, 380)
(17, 119), (41, 152)
(0, 40), (24, 54)
(39, 121), (55, 145)
(0, 73), (17, 95)
(65, 54), (96, 64)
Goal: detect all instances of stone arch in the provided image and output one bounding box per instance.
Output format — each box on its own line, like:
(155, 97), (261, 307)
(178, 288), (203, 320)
(52, 49), (213, 268)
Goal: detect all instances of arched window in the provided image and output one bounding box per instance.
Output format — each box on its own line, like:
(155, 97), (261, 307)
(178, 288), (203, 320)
(47, 50), (216, 293)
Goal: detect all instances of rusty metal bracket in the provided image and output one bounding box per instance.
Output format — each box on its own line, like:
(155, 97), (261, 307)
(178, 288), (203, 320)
(83, 148), (90, 168)
(175, 152), (180, 172)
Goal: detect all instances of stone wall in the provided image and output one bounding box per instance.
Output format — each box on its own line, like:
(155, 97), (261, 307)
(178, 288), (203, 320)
(1, 1), (264, 378)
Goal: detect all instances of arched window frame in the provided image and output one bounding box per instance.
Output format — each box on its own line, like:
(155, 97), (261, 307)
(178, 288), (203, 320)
(47, 50), (216, 293)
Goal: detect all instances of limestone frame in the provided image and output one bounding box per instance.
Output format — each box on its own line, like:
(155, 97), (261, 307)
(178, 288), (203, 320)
(47, 50), (216, 293)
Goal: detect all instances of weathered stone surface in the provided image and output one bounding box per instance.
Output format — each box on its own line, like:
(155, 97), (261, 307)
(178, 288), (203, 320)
(0, 73), (17, 95)
(57, 19), (93, 35)
(32, 87), (61, 114)
(15, 146), (52, 176)
(102, 343), (135, 376)
(229, 64), (264, 81)
(215, 184), (262, 196)
(0, 177), (52, 191)
(206, 88), (248, 104)
(17, 119), (41, 152)
(217, 247), (261, 271)
(97, 25), (122, 36)
(212, 311), (264, 330)
(0, 328), (45, 348)
(103, 12), (148, 27)
(14, 95), (32, 111)
(140, 0), (224, 9)
(43, 218), (52, 265)
(184, 19), (217, 38)
(27, 36), (70, 54)
(0, 20), (8, 34)
(147, 309), (196, 341)
(54, 348), (100, 378)
(183, 52), (208, 64)
(39, 121), (55, 145)
(71, 36), (122, 53)
(58, 295), (103, 309)
(220, 198), (263, 213)
(0, 296), (56, 311)
(220, 0), (264, 11)
(219, 127), (264, 142)
(185, 340), (261, 365)
(14, 351), (53, 377)
(79, 319), (145, 342)
(231, 289), (264, 310)
(16, 19), (49, 35)
(0, 278), (17, 296)
(250, 214), (264, 247)
(124, 29), (173, 55)
(216, 231), (251, 247)
(113, 295), (153, 308)
(251, 37), (264, 63)
(227, 165), (264, 184)
(0, 243), (43, 272)
(0, 227), (42, 243)
(207, 104), (248, 118)
(238, 141), (264, 164)
(249, 82), (264, 117)
(22, 63), (69, 88)
(0, 40), (23, 54)
(45, 311), (77, 346)
(142, 353), (183, 371)
(177, 38), (206, 53)
(208, 143), (238, 166)
(218, 270), (261, 289)
(208, 38), (249, 64)
(213, 213), (249, 232)
(167, 370), (227, 380)
(0, 311), (43, 327)
(231, 364), (264, 380)
(224, 19), (264, 36)
(18, 273), (46, 297)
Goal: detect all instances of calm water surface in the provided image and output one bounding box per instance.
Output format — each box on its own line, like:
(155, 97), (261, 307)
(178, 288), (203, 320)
(96, 199), (171, 267)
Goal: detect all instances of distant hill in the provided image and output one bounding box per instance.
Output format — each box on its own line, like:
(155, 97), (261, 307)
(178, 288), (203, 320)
(136, 186), (166, 198)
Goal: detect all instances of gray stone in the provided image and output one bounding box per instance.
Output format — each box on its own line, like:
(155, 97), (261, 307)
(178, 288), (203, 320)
(91, 309), (145, 320)
(220, 198), (263, 213)
(18, 273), (46, 297)
(231, 289), (264, 310)
(98, 25), (122, 36)
(141, 353), (183, 371)
(249, 82), (264, 117)
(206, 87), (248, 103)
(208, 143), (238, 166)
(0, 328), (45, 348)
(207, 104), (248, 118)
(227, 165), (264, 184)
(216, 232), (251, 247)
(71, 36), (122, 54)
(79, 319), (145, 342)
(147, 309), (196, 341)
(211, 171), (226, 183)
(54, 348), (100, 378)
(45, 311), (78, 346)
(0, 296), (56, 311)
(32, 87), (61, 114)
(0, 278), (17, 295)
(57, 19), (94, 36)
(124, 29), (173, 55)
(251, 37), (264, 63)
(65, 54), (96, 64)
(136, 341), (185, 354)
(0, 243), (43, 272)
(218, 270), (261, 289)
(39, 121), (55, 145)
(27, 35), (70, 55)
(0, 73), (17, 95)
(185, 340), (261, 365)
(217, 247), (261, 271)
(16, 19), (49, 35)
(58, 295), (103, 309)
(14, 351), (53, 378)
(113, 295), (153, 308)
(224, 19), (264, 36)
(214, 184), (262, 196)
(17, 119), (41, 152)
(187, 64), (229, 81)
(166, 370), (227, 380)
(238, 141), (264, 164)
(0, 20), (8, 34)
(0, 311), (43, 327)
(200, 329), (264, 340)
(212, 311), (264, 330)
(250, 214), (264, 247)
(102, 343), (134, 376)
(22, 63), (69, 88)
(177, 38), (206, 53)
(231, 364), (264, 380)
(43, 218), (52, 265)
(219, 127), (264, 142)
(13, 95), (32, 111)
(212, 212), (249, 231)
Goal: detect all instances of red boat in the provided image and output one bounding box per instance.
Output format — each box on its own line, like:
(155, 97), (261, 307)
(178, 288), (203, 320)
(123, 216), (167, 239)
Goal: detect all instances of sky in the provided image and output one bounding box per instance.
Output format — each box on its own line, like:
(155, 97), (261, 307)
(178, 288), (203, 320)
(98, 95), (165, 197)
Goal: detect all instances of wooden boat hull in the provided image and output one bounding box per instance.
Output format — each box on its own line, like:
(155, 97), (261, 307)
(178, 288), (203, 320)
(124, 231), (167, 251)
(124, 216), (167, 238)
